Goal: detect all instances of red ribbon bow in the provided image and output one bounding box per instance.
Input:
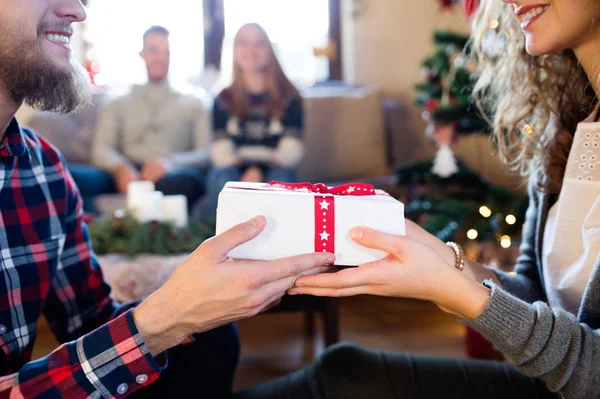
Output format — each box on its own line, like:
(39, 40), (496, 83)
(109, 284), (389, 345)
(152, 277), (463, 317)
(267, 181), (377, 196)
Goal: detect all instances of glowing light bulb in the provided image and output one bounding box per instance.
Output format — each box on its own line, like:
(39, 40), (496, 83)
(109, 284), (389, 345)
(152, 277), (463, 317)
(467, 229), (479, 240)
(479, 206), (492, 218)
(505, 214), (517, 225)
(501, 235), (511, 248)
(93, 72), (106, 86)
(303, 77), (316, 88)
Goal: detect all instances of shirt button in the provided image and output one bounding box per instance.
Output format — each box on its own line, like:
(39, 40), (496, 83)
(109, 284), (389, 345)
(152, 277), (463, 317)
(0, 325), (6, 335)
(135, 374), (148, 384)
(116, 383), (128, 395)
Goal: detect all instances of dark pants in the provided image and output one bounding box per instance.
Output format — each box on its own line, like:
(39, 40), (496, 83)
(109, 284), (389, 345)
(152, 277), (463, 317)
(131, 323), (240, 398)
(235, 343), (559, 399)
(199, 165), (296, 219)
(68, 163), (206, 214)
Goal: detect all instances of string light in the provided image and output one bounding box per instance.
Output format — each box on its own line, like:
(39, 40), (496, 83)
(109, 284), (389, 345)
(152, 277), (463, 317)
(467, 229), (479, 240)
(522, 123), (534, 136)
(479, 206), (492, 218)
(505, 214), (517, 225)
(303, 77), (316, 88)
(500, 235), (511, 248)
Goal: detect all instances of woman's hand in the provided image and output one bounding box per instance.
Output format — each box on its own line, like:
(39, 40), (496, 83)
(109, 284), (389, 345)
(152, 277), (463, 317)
(241, 166), (264, 183)
(405, 218), (455, 266)
(290, 227), (491, 319)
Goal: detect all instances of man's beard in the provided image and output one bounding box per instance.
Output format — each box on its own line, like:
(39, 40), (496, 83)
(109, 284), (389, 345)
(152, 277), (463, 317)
(0, 23), (91, 114)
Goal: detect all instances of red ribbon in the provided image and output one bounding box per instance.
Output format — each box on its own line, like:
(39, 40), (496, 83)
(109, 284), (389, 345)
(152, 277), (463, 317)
(267, 181), (377, 196)
(267, 181), (377, 254)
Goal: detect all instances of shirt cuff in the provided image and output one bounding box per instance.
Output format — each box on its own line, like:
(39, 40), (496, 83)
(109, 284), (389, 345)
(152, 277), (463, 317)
(76, 309), (167, 398)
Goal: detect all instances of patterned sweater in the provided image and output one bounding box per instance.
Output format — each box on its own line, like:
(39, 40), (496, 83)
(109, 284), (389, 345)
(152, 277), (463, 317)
(210, 89), (304, 168)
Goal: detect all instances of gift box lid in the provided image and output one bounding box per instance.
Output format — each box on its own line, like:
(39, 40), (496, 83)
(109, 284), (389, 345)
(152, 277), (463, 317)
(216, 181), (405, 266)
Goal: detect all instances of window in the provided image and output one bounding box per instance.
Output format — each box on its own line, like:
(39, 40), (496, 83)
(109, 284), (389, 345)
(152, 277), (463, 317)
(85, 0), (204, 88)
(220, 0), (331, 86)
(83, 0), (341, 90)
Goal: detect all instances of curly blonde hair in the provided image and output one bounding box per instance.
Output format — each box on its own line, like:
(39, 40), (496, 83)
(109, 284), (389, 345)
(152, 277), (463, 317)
(471, 1), (596, 193)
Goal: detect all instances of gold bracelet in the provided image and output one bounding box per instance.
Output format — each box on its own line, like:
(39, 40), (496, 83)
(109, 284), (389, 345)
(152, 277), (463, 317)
(446, 242), (465, 271)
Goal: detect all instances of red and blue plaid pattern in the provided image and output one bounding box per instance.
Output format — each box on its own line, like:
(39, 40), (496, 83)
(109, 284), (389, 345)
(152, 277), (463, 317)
(0, 119), (164, 398)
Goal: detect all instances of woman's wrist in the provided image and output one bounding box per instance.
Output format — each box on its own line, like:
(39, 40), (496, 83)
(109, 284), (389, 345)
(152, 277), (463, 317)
(437, 270), (492, 319)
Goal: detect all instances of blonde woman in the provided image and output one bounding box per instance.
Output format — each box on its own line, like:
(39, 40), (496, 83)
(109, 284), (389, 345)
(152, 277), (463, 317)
(236, 1), (600, 398)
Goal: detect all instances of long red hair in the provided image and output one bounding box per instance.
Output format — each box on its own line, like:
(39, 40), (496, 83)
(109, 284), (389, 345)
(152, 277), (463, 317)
(229, 23), (300, 120)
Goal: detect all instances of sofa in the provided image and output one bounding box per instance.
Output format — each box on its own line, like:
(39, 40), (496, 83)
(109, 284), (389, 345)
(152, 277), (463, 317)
(22, 84), (393, 214)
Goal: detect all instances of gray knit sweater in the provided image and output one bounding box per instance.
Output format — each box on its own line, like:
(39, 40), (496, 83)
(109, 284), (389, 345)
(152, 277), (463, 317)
(464, 182), (600, 398)
(92, 82), (212, 172)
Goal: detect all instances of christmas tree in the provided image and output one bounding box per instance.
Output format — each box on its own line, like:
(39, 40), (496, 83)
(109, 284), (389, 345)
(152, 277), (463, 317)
(414, 29), (488, 137)
(396, 0), (526, 260)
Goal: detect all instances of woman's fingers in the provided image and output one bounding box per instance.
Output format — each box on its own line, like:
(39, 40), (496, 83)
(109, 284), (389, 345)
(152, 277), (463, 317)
(351, 227), (408, 257)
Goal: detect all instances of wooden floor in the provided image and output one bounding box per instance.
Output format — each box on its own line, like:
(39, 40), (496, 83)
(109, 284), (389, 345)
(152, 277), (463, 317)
(33, 296), (467, 393)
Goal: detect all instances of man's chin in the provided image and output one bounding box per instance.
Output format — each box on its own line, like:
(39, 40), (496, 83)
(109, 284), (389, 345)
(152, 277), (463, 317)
(25, 61), (92, 114)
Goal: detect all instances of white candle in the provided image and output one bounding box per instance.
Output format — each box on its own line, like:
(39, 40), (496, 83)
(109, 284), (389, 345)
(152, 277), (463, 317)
(162, 195), (188, 229)
(127, 181), (155, 214)
(135, 191), (164, 223)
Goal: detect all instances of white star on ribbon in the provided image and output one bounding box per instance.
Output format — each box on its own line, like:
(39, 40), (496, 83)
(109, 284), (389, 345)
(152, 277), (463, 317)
(320, 231), (330, 241)
(347, 186), (356, 193)
(319, 200), (330, 210)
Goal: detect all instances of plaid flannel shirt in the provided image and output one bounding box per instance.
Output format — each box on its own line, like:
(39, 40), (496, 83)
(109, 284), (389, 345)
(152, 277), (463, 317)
(0, 118), (165, 398)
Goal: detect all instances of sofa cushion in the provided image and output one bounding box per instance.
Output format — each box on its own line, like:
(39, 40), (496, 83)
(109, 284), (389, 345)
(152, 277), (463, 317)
(299, 85), (389, 182)
(24, 91), (108, 165)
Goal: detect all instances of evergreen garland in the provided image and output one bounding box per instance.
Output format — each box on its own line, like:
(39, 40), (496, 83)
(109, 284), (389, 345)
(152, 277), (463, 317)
(88, 213), (216, 257)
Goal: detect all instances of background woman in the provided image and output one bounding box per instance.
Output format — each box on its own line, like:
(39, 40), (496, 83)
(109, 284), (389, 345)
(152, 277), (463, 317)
(235, 0), (600, 398)
(201, 23), (304, 218)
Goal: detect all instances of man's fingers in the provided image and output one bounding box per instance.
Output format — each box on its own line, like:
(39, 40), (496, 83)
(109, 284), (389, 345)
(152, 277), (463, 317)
(287, 286), (367, 298)
(294, 267), (371, 290)
(257, 265), (333, 303)
(350, 227), (408, 257)
(202, 216), (267, 261)
(268, 252), (335, 282)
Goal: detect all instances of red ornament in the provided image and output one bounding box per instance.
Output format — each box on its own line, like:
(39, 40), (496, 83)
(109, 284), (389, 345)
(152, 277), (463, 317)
(439, 0), (456, 10)
(463, 0), (480, 19)
(425, 99), (440, 111)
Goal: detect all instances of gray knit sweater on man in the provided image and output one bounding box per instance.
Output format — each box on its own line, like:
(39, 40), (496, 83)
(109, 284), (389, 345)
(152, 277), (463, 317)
(463, 182), (600, 398)
(92, 82), (212, 172)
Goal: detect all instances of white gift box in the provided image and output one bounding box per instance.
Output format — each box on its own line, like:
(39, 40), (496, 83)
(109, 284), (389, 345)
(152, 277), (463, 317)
(215, 182), (406, 266)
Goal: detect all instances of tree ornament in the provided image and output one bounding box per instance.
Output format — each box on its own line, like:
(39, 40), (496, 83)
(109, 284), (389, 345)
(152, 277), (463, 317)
(439, 0), (457, 10)
(482, 29), (506, 59)
(432, 125), (459, 178)
(425, 99), (440, 111)
(421, 66), (433, 79)
(463, 0), (480, 19)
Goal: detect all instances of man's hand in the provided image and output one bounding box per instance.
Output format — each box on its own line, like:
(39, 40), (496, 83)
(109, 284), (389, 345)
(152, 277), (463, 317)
(140, 158), (173, 183)
(114, 163), (140, 194)
(240, 166), (264, 183)
(133, 216), (334, 356)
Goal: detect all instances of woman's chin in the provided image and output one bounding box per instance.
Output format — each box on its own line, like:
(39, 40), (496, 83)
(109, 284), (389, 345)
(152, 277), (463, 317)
(525, 38), (559, 57)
